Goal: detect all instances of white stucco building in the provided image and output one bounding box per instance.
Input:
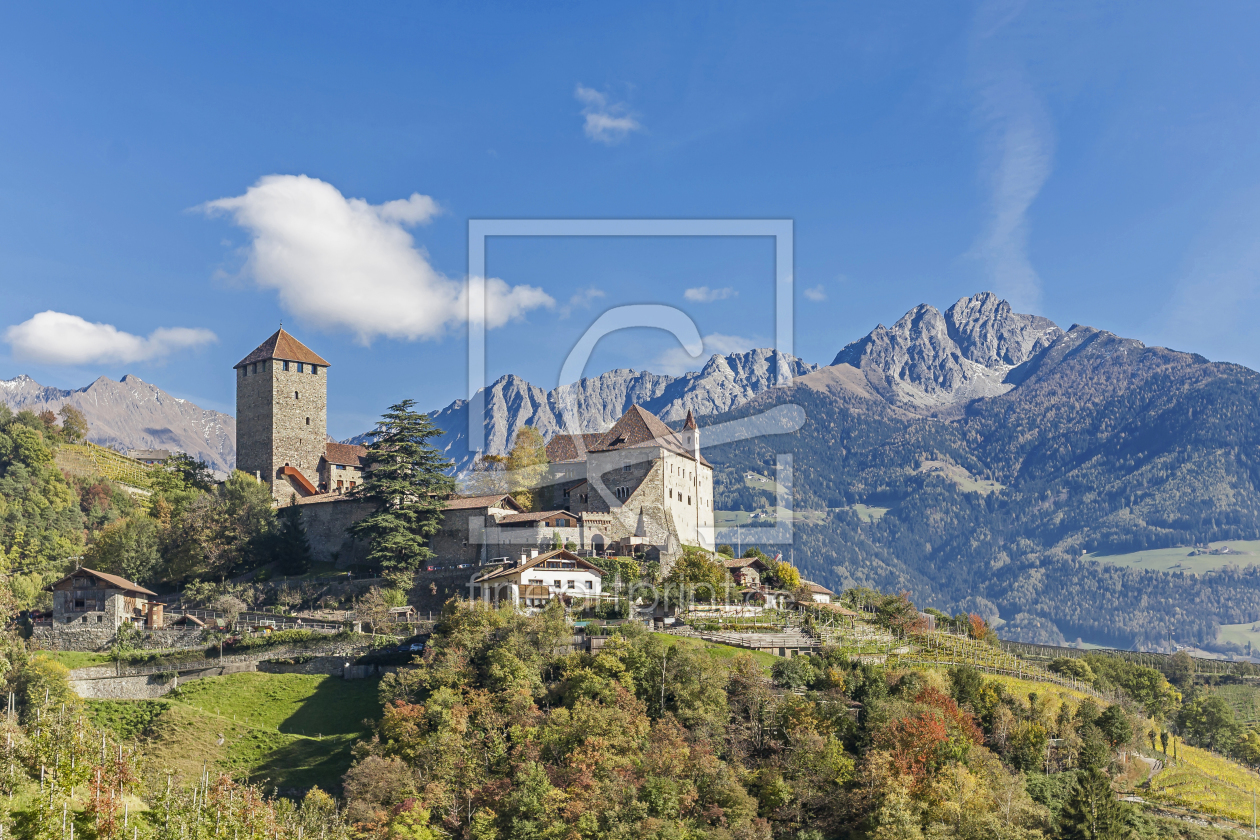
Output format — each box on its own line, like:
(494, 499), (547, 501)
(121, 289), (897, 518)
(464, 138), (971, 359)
(471, 549), (605, 610)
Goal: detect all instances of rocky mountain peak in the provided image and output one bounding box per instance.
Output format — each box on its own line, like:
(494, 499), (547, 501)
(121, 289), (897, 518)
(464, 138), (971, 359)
(831, 292), (1062, 410)
(945, 292), (1061, 368)
(379, 348), (818, 473)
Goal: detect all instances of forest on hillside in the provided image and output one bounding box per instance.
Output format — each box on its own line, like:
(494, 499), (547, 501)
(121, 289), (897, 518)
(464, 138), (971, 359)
(703, 335), (1260, 651)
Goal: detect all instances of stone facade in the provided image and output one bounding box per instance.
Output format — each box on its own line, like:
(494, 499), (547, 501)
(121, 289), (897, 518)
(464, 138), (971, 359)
(32, 624), (207, 652)
(235, 330), (330, 503)
(427, 499), (624, 569)
(48, 568), (165, 632)
(543, 406), (715, 569)
(294, 496), (375, 566)
(577, 449), (713, 552)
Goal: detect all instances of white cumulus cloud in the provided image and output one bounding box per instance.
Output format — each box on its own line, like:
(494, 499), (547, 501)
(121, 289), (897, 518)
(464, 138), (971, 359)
(200, 175), (553, 343)
(576, 85), (642, 144)
(5, 311), (216, 365)
(651, 333), (758, 376)
(684, 286), (737, 303)
(804, 285), (827, 302)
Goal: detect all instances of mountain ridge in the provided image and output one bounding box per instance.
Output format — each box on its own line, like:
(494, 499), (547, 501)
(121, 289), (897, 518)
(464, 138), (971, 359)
(347, 347), (818, 471)
(0, 373), (236, 473)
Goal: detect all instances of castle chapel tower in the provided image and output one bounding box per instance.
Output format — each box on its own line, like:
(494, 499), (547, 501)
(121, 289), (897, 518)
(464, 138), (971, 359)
(234, 328), (330, 503)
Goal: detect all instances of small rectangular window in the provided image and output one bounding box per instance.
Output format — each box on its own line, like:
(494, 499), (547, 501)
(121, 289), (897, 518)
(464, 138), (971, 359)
(295, 391), (299, 399)
(305, 417), (310, 425)
(241, 367), (247, 377)
(312, 365), (319, 375)
(296, 362), (304, 373)
(282, 361), (289, 371)
(251, 363), (257, 374)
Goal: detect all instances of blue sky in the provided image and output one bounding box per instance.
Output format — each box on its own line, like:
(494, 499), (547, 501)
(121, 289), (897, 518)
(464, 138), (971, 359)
(3, 2), (1260, 439)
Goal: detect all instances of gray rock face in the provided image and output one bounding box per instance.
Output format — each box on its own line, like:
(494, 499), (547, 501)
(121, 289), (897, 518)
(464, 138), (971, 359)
(347, 349), (816, 472)
(830, 292), (1062, 410)
(0, 374), (235, 473)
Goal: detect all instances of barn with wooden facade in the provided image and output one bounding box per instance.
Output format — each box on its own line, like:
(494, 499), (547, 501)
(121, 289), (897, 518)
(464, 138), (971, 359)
(46, 568), (164, 629)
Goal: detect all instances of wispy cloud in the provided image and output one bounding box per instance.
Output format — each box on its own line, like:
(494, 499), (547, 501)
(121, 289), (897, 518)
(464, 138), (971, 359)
(684, 286), (737, 303)
(5, 311), (216, 365)
(804, 285), (827, 302)
(559, 287), (607, 319)
(967, 0), (1054, 312)
(200, 175), (553, 343)
(651, 333), (758, 376)
(1153, 186), (1260, 366)
(575, 85), (642, 145)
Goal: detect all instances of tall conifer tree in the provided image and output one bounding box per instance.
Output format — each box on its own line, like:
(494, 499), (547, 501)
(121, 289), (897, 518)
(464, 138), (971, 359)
(349, 400), (455, 575)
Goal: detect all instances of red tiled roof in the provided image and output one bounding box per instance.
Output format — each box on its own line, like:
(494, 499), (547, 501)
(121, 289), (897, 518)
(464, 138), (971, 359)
(235, 328), (330, 369)
(47, 567), (157, 597)
(545, 433), (606, 463)
(324, 442), (367, 467)
(722, 556), (768, 570)
(803, 580), (835, 595)
(444, 493), (526, 512)
(589, 405), (711, 466)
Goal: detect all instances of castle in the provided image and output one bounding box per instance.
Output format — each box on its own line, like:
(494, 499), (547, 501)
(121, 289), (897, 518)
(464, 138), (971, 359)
(234, 328), (714, 571)
(234, 328), (366, 503)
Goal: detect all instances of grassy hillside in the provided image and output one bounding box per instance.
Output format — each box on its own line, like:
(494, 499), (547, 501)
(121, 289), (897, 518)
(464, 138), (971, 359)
(89, 671), (382, 791)
(1089, 539), (1260, 574)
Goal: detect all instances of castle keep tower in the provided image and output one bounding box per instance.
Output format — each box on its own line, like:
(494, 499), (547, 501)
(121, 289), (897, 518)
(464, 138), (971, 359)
(234, 328), (330, 503)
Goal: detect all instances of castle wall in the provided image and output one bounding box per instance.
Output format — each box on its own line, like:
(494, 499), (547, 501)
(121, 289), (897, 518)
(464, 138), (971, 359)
(662, 451), (714, 549)
(235, 361), (275, 486)
(295, 497), (375, 567)
(271, 361), (327, 502)
(571, 444), (713, 564)
(236, 358), (328, 503)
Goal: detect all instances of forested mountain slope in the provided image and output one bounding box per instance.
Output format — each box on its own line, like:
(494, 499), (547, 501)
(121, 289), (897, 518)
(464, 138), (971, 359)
(704, 299), (1260, 650)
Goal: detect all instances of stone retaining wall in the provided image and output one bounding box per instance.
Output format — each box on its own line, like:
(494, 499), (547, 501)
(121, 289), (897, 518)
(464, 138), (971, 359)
(257, 655), (348, 676)
(32, 625), (207, 652)
(70, 663), (257, 700)
(69, 655), (391, 699)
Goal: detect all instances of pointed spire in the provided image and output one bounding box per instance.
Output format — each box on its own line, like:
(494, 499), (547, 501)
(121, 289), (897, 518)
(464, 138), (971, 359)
(683, 410), (698, 430)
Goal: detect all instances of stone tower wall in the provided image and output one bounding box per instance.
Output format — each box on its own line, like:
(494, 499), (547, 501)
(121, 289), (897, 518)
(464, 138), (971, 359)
(272, 361), (328, 501)
(235, 362), (275, 485)
(235, 358), (328, 503)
